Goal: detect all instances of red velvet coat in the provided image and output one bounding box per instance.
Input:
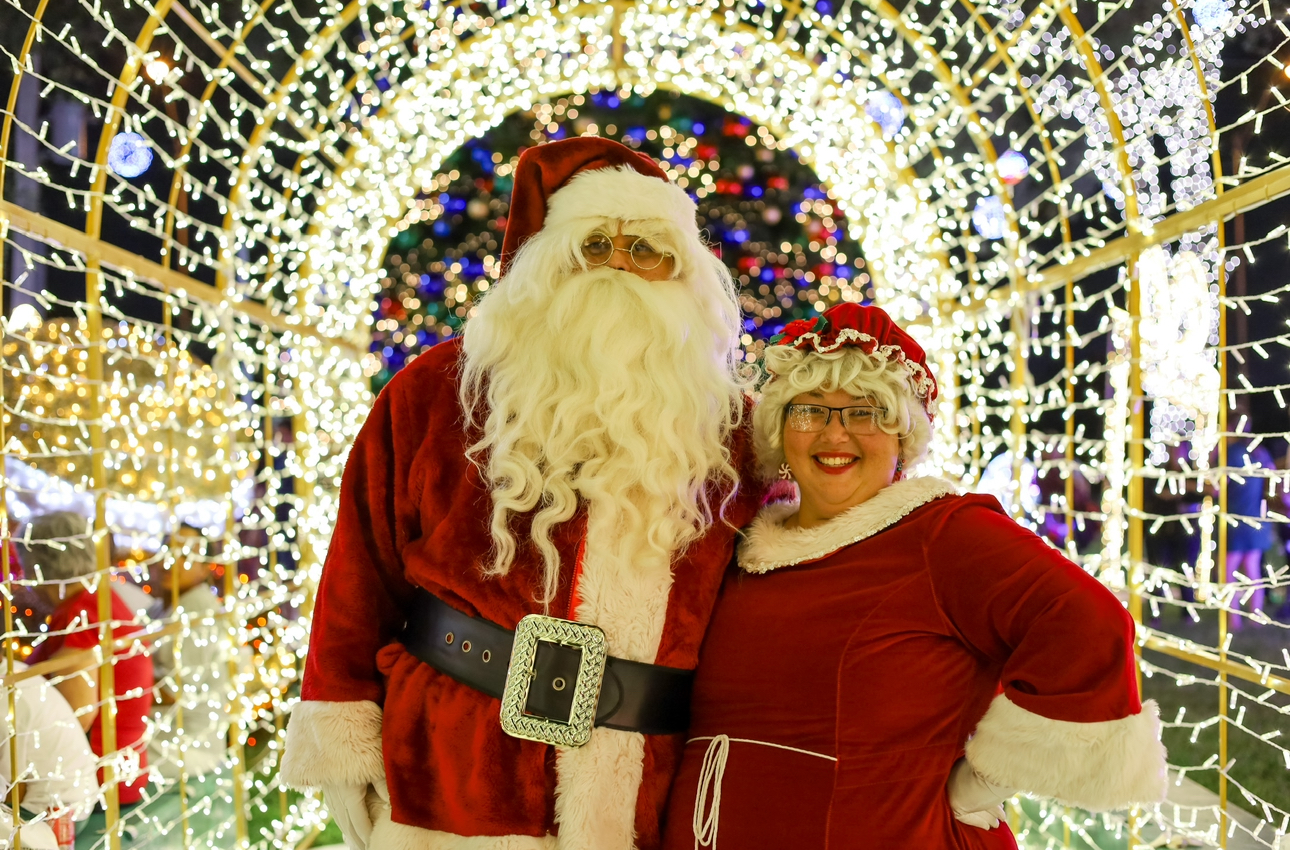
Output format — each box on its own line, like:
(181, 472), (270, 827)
(281, 338), (764, 850)
(662, 477), (1167, 850)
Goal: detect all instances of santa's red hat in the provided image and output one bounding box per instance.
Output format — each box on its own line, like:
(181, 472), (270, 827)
(767, 303), (939, 413)
(500, 137), (697, 274)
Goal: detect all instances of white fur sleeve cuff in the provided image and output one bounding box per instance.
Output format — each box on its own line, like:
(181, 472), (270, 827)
(964, 694), (1167, 811)
(280, 699), (385, 788)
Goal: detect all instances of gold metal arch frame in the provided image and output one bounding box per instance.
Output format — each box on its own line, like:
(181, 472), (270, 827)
(2, 0), (1290, 847)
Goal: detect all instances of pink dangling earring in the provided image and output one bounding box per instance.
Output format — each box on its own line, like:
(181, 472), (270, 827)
(778, 462), (793, 480)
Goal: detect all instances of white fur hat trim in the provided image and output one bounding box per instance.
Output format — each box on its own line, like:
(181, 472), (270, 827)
(544, 165), (697, 233)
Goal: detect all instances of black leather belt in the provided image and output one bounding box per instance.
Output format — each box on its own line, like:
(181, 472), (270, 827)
(401, 588), (694, 743)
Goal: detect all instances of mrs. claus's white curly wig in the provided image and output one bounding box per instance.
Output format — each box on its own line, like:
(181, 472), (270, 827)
(752, 344), (934, 480)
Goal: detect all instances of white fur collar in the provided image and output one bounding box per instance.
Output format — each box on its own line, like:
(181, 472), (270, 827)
(737, 476), (959, 573)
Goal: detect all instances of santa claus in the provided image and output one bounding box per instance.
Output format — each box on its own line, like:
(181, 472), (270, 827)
(280, 137), (765, 850)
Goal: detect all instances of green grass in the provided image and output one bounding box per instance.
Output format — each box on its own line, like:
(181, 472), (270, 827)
(1135, 535), (1290, 817)
(1141, 641), (1290, 816)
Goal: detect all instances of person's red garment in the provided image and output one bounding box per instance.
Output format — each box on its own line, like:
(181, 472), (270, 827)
(30, 585), (154, 804)
(281, 338), (765, 849)
(662, 477), (1166, 850)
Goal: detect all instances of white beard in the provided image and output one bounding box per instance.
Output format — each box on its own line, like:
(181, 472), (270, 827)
(460, 221), (743, 850)
(460, 253), (743, 605)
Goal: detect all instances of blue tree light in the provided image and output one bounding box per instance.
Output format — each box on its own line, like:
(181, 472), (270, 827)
(107, 132), (153, 178)
(996, 149), (1029, 185)
(865, 91), (905, 139)
(972, 196), (1008, 240)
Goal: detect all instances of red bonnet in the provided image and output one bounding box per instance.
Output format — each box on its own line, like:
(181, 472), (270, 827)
(767, 303), (939, 412)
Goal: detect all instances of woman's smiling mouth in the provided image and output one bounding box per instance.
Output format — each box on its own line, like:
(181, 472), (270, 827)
(813, 453), (859, 474)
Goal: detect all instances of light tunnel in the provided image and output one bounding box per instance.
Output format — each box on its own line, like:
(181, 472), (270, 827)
(1, 0), (1289, 846)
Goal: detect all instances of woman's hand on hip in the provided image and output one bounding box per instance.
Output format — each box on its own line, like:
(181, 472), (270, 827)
(947, 757), (1014, 830)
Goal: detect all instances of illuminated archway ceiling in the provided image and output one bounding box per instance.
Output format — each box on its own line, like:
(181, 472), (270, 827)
(5, 0), (1246, 347)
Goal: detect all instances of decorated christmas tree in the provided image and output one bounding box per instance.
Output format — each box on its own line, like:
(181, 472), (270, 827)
(371, 91), (870, 391)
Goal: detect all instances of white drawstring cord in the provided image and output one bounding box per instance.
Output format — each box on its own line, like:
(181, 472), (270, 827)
(689, 735), (837, 850)
(693, 735), (730, 849)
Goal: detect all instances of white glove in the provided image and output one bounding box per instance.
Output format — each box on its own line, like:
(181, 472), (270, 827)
(947, 757), (1014, 830)
(322, 782), (374, 850)
(366, 778), (391, 830)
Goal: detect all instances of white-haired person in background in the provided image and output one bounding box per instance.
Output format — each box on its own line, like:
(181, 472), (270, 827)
(22, 511), (154, 808)
(0, 811), (58, 850)
(0, 660), (98, 850)
(662, 303), (1167, 850)
(148, 522), (230, 779)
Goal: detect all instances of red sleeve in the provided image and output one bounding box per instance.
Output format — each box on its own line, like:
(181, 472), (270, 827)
(56, 592), (101, 651)
(925, 496), (1140, 723)
(926, 495), (1166, 810)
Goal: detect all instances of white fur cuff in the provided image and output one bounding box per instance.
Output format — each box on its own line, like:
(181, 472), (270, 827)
(965, 694), (1168, 811)
(280, 699), (385, 788)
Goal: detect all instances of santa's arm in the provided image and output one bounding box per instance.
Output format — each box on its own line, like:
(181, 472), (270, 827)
(929, 499), (1167, 812)
(280, 376), (419, 789)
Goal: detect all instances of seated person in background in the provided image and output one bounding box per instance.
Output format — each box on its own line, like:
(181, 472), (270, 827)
(107, 538), (158, 618)
(22, 511), (154, 806)
(147, 523), (230, 779)
(0, 662), (98, 819)
(0, 808), (58, 850)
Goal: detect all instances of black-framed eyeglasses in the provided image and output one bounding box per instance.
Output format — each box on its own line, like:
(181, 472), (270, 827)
(580, 231), (672, 271)
(784, 403), (887, 436)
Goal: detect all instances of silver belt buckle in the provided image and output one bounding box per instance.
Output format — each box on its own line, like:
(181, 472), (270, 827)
(499, 614), (607, 748)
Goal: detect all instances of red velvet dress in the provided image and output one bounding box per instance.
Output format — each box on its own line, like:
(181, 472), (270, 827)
(662, 477), (1166, 849)
(280, 338), (765, 849)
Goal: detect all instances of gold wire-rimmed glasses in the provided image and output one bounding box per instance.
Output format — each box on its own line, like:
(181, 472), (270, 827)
(580, 231), (672, 271)
(784, 404), (887, 436)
